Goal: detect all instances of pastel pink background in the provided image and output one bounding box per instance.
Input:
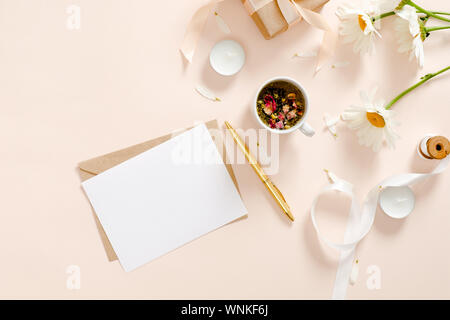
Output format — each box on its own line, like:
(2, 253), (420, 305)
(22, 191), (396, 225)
(0, 0), (449, 299)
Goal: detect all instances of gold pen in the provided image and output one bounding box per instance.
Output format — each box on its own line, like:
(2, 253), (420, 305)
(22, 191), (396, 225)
(224, 121), (294, 222)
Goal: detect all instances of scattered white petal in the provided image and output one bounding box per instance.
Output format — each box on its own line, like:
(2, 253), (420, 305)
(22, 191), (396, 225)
(323, 169), (339, 183)
(323, 113), (340, 137)
(214, 12), (231, 34)
(332, 61), (350, 68)
(292, 51), (317, 58)
(349, 259), (359, 285)
(324, 113), (340, 127)
(195, 85), (221, 102)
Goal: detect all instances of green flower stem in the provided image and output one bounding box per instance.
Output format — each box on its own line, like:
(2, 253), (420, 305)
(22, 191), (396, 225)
(425, 25), (450, 32)
(370, 10), (450, 23)
(407, 1), (450, 23)
(372, 11), (395, 22)
(385, 66), (450, 110)
(430, 11), (450, 16)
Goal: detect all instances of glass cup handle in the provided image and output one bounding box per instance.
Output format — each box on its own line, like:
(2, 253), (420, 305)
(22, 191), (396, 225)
(298, 121), (315, 137)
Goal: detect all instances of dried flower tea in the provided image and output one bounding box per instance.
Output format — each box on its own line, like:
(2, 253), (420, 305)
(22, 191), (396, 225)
(256, 81), (305, 130)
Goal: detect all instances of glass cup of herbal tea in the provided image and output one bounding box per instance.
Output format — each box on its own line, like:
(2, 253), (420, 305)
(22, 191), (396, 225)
(254, 77), (315, 136)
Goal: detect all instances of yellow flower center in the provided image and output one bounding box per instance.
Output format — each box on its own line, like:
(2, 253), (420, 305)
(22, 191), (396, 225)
(358, 15), (367, 32)
(366, 112), (386, 128)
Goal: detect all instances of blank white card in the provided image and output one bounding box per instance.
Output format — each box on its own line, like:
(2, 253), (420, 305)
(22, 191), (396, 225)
(82, 124), (247, 271)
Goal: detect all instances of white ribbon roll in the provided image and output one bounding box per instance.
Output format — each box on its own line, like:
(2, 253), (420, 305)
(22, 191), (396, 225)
(311, 154), (450, 299)
(418, 134), (434, 159)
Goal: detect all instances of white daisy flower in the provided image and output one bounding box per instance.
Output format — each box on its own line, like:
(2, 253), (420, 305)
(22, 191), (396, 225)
(336, 2), (381, 55)
(341, 88), (399, 152)
(394, 5), (425, 67)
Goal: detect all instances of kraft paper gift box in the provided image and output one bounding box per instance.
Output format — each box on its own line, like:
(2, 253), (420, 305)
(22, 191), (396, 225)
(242, 0), (330, 39)
(78, 119), (243, 261)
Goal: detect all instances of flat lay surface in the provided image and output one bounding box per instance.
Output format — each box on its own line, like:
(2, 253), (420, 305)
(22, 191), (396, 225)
(0, 0), (449, 299)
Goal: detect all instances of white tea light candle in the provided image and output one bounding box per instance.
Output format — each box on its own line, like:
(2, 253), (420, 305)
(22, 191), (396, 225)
(379, 186), (415, 219)
(209, 40), (245, 76)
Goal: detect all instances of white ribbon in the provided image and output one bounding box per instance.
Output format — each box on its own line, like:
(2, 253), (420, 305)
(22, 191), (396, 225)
(311, 156), (450, 299)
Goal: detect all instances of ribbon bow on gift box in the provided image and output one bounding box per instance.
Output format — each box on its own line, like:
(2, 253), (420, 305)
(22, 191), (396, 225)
(180, 0), (336, 73)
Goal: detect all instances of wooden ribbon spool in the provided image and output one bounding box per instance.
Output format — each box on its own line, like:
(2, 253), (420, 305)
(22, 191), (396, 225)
(418, 135), (450, 160)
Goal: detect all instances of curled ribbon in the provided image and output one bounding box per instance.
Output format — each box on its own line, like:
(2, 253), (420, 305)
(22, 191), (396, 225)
(288, 0), (337, 73)
(180, 0), (222, 64)
(180, 0), (336, 72)
(311, 156), (450, 299)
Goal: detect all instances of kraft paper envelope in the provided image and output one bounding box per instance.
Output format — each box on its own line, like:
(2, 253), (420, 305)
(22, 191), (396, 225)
(78, 119), (243, 262)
